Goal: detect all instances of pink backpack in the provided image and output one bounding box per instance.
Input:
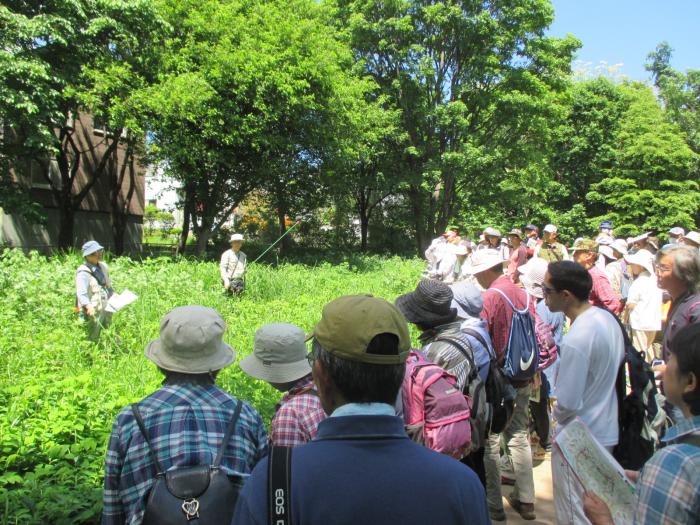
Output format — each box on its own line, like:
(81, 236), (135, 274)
(534, 311), (559, 371)
(402, 350), (472, 459)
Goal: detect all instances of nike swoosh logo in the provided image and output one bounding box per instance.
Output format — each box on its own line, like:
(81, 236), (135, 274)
(520, 348), (534, 371)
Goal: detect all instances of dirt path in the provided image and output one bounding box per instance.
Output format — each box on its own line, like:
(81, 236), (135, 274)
(501, 454), (556, 524)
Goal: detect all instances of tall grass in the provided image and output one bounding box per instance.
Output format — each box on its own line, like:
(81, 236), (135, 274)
(0, 249), (423, 524)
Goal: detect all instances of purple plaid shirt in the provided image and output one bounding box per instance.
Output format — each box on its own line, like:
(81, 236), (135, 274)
(271, 375), (326, 447)
(102, 383), (268, 525)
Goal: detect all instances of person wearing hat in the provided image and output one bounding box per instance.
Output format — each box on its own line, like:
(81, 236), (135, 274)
(630, 232), (652, 254)
(602, 239), (631, 303)
(595, 220), (614, 246)
(622, 250), (663, 363)
(534, 224), (569, 263)
(506, 229), (527, 278)
(666, 227), (686, 247)
(220, 233), (247, 294)
(682, 231), (700, 250)
(479, 227), (509, 260)
(516, 258), (565, 461)
(571, 238), (622, 314)
(75, 240), (114, 341)
(240, 323), (326, 446)
(523, 224), (540, 257)
(102, 305), (268, 525)
(462, 249), (537, 521)
(233, 295), (490, 525)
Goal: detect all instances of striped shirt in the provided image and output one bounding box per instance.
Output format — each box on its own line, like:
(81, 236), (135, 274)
(102, 383), (268, 525)
(634, 415), (700, 524)
(271, 375), (326, 447)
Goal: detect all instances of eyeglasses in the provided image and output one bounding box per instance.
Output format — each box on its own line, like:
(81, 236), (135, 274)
(654, 264), (672, 274)
(306, 351), (316, 367)
(541, 284), (558, 296)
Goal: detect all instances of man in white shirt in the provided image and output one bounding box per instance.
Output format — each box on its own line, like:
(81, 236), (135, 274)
(542, 260), (624, 524)
(220, 233), (247, 294)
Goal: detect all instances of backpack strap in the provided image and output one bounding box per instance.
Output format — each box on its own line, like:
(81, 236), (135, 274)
(434, 336), (478, 384)
(213, 400), (243, 468)
(131, 404), (166, 476)
(491, 287), (530, 314)
(268, 446), (293, 525)
(461, 327), (495, 360)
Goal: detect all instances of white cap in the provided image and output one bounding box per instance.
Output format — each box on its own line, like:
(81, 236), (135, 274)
(230, 233), (244, 242)
(543, 224), (557, 233)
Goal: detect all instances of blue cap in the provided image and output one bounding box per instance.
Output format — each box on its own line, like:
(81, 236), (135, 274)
(82, 240), (104, 257)
(600, 220), (613, 229)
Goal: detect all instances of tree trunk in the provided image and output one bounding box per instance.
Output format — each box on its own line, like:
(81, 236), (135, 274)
(195, 229), (210, 256)
(408, 185), (428, 256)
(178, 185), (195, 254)
(360, 214), (369, 251)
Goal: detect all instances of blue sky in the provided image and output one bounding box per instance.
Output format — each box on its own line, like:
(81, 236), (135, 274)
(547, 0), (700, 82)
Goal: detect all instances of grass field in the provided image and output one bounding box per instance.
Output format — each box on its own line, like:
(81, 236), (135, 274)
(0, 248), (423, 524)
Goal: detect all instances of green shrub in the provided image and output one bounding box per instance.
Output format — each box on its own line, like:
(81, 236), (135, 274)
(0, 248), (423, 523)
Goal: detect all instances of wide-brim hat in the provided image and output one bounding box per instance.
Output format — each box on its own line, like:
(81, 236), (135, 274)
(239, 323), (311, 383)
(684, 231), (700, 246)
(450, 281), (483, 319)
(518, 257), (548, 299)
(668, 227), (685, 236)
(461, 249), (507, 275)
(145, 305), (235, 374)
(483, 227), (501, 238)
(82, 240), (104, 257)
(630, 232), (651, 245)
(624, 249), (655, 276)
(508, 228), (523, 239)
(395, 279), (457, 326)
(571, 238), (597, 253)
(611, 239), (628, 256)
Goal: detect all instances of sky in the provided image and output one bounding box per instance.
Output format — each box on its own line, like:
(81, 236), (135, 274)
(546, 0), (700, 82)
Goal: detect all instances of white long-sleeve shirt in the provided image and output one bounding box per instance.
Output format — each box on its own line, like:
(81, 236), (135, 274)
(220, 249), (246, 282)
(554, 306), (624, 447)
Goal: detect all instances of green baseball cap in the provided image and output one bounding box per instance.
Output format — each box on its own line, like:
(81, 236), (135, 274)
(571, 238), (597, 253)
(310, 294), (410, 365)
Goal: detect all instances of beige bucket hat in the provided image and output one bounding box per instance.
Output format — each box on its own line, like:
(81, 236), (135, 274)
(239, 323), (311, 383)
(145, 305), (235, 373)
(461, 249), (507, 275)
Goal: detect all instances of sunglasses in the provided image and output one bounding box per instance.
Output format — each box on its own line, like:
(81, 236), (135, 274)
(541, 284), (558, 296)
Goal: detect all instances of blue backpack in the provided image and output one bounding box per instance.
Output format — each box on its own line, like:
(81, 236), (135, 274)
(492, 289), (539, 381)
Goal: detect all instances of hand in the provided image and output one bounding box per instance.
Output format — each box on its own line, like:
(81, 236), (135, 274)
(583, 492), (615, 525)
(85, 305), (96, 317)
(624, 469), (640, 483)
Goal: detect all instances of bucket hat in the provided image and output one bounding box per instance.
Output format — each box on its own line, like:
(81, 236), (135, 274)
(508, 228), (523, 239)
(82, 240), (104, 257)
(630, 232), (651, 245)
(611, 239), (628, 256)
(230, 233), (244, 242)
(518, 257), (548, 299)
(668, 227), (685, 236)
(571, 238), (597, 253)
(145, 305), (235, 373)
(483, 227), (501, 238)
(543, 224), (557, 233)
(599, 245), (615, 261)
(461, 249), (507, 275)
(684, 231), (700, 247)
(240, 323), (310, 383)
(624, 249), (655, 276)
(311, 295), (410, 365)
(450, 281), (483, 319)
(395, 279), (457, 327)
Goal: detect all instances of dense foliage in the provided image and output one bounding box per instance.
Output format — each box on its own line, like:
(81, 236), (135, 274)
(0, 248), (423, 523)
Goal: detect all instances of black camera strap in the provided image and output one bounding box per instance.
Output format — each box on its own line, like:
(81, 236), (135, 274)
(268, 446), (293, 525)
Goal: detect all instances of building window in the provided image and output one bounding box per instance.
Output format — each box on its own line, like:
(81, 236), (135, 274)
(30, 159), (61, 190)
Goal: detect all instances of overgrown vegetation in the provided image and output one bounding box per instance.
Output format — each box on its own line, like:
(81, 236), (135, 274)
(0, 248), (423, 524)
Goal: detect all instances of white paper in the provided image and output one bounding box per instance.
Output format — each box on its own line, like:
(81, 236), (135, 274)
(105, 289), (138, 313)
(555, 418), (635, 525)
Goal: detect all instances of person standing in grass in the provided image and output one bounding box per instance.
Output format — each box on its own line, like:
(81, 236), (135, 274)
(75, 240), (114, 341)
(102, 305), (268, 525)
(220, 233), (247, 294)
(240, 322), (326, 446)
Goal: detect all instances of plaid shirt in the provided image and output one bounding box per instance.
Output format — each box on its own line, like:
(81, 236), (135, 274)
(270, 375), (326, 447)
(102, 383), (268, 525)
(634, 415), (700, 524)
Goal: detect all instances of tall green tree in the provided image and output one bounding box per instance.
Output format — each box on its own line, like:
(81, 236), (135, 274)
(0, 0), (165, 249)
(332, 0), (579, 252)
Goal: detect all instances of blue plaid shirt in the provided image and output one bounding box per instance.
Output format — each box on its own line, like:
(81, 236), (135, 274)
(634, 414), (700, 525)
(102, 384), (268, 525)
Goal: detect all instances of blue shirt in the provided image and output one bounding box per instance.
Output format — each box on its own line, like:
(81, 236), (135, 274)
(102, 383), (268, 525)
(634, 414), (700, 524)
(233, 414), (490, 525)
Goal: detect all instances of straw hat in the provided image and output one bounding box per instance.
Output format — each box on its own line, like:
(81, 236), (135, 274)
(145, 306), (235, 374)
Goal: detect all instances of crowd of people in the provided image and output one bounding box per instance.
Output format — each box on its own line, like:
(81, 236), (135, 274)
(74, 221), (699, 524)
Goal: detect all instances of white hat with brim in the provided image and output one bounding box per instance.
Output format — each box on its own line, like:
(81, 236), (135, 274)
(239, 323), (311, 383)
(462, 249), (507, 275)
(230, 234), (244, 242)
(599, 245), (615, 260)
(630, 232), (651, 244)
(624, 249), (655, 276)
(517, 257), (548, 299)
(611, 239), (628, 256)
(684, 231), (700, 247)
(145, 305), (235, 374)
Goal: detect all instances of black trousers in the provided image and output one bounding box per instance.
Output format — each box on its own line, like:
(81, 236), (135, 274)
(461, 447), (486, 488)
(529, 373), (551, 449)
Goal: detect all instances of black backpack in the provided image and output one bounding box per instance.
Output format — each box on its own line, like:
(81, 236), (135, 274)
(605, 311), (663, 470)
(462, 328), (516, 434)
(131, 400), (245, 524)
